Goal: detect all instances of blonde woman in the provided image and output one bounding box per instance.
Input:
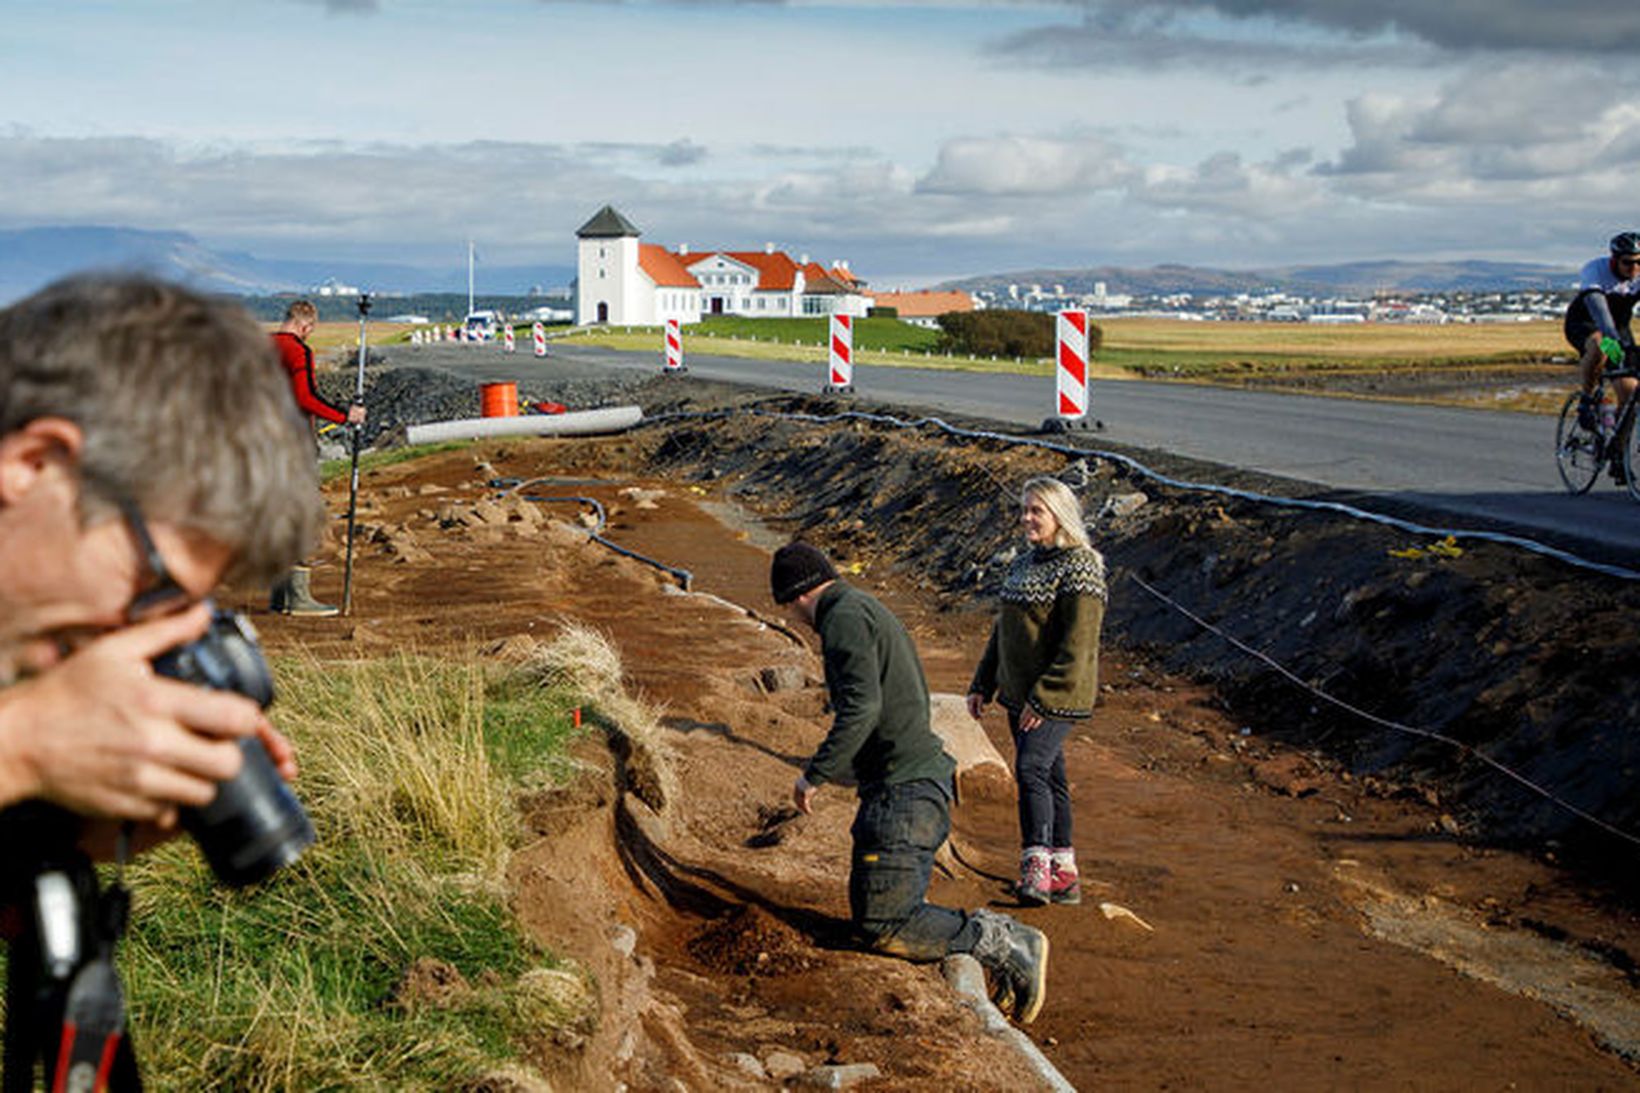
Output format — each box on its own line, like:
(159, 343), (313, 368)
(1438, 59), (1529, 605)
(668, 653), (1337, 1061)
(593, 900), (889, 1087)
(967, 476), (1108, 905)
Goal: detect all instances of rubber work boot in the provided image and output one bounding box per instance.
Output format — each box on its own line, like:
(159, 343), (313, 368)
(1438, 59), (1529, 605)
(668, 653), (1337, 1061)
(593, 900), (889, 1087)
(275, 566), (339, 617)
(1049, 848), (1082, 906)
(971, 908), (1049, 1025)
(1016, 846), (1052, 906)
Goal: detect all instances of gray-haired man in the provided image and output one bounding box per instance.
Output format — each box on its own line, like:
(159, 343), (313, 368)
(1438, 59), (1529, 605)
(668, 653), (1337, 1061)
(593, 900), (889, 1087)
(0, 274), (320, 856)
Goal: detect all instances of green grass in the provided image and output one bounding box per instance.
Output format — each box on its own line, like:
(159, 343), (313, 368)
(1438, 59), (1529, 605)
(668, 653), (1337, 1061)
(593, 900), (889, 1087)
(112, 651), (593, 1091)
(319, 441), (470, 485)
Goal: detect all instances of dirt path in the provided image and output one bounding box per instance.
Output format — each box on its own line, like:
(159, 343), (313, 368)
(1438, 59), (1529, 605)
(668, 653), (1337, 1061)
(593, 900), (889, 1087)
(243, 428), (1640, 1090)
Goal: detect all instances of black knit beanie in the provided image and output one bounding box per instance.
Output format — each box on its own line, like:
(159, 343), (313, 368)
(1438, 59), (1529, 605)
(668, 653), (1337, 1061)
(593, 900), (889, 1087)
(770, 541), (838, 604)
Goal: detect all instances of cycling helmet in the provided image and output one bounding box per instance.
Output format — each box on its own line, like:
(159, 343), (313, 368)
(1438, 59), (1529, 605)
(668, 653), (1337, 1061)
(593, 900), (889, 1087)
(1611, 231), (1640, 256)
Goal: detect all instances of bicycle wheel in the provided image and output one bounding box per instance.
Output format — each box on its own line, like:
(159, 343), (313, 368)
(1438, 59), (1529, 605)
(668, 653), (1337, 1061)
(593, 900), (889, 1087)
(1624, 406), (1640, 503)
(1555, 392), (1603, 494)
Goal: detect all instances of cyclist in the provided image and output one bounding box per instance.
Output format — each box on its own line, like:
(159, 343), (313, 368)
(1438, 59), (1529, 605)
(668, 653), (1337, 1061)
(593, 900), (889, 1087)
(1565, 232), (1640, 479)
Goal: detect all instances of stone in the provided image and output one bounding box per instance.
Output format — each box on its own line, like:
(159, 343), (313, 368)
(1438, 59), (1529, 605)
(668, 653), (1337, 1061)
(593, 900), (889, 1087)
(726, 1053), (766, 1079)
(928, 693), (1012, 798)
(759, 665), (807, 693)
(801, 1063), (882, 1088)
(763, 1051), (807, 1080)
(1098, 491), (1149, 520)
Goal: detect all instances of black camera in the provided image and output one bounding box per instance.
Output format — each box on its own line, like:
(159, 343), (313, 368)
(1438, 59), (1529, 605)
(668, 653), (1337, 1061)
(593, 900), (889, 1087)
(152, 607), (315, 887)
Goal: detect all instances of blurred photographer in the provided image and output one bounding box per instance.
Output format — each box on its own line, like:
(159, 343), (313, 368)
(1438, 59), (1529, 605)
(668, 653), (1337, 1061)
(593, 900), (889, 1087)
(0, 273), (321, 874)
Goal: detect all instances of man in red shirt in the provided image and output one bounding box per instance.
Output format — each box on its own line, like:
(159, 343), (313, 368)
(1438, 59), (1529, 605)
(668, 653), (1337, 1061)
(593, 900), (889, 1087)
(269, 300), (365, 616)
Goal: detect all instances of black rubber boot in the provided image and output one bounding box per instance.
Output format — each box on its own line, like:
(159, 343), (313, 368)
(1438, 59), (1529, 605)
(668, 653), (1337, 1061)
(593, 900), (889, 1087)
(970, 908), (1049, 1024)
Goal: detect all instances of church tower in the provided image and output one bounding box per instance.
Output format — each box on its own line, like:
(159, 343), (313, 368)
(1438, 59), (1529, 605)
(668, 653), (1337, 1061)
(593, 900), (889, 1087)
(575, 205), (642, 325)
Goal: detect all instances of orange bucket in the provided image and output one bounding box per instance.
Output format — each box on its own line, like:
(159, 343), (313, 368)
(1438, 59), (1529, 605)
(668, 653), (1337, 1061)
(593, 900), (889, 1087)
(480, 381), (518, 417)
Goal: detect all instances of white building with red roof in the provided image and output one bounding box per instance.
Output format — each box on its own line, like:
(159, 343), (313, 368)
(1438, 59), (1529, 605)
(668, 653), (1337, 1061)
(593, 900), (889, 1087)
(574, 205), (872, 326)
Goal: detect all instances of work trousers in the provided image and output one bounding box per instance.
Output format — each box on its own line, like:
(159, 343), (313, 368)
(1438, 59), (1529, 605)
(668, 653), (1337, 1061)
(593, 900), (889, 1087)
(849, 778), (981, 962)
(1008, 710), (1075, 849)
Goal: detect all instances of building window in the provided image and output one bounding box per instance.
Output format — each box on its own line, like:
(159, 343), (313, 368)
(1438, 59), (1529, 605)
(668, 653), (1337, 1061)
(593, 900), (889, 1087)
(599, 246), (606, 259)
(599, 270), (606, 279)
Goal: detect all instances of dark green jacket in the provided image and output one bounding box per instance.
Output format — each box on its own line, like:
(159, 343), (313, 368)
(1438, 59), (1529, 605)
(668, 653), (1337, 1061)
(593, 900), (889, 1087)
(805, 582), (956, 792)
(969, 544), (1107, 720)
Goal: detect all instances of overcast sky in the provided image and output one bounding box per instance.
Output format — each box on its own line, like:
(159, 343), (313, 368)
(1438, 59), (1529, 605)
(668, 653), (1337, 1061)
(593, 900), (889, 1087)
(4, 0), (1635, 285)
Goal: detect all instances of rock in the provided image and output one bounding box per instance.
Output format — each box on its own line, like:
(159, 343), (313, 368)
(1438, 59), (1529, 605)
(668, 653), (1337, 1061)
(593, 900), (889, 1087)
(610, 924), (638, 959)
(802, 1063), (882, 1088)
(1098, 491), (1149, 520)
(759, 665), (807, 693)
(928, 693), (1012, 799)
(619, 486), (666, 510)
(764, 1051), (807, 1080)
(471, 499), (510, 526)
(726, 1053), (766, 1079)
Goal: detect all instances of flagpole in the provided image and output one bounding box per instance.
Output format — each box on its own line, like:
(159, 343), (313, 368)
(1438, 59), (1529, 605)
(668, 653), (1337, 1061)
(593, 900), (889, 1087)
(467, 239), (475, 318)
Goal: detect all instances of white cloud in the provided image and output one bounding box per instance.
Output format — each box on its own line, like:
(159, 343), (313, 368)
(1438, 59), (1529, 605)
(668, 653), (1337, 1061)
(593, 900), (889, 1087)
(917, 135), (1134, 196)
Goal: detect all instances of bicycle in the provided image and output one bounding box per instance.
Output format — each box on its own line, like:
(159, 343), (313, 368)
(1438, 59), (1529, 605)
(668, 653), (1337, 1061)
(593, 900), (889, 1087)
(1555, 351), (1640, 502)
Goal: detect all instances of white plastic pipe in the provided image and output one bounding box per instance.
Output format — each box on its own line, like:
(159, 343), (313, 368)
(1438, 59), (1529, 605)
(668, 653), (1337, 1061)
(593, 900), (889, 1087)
(405, 405), (643, 445)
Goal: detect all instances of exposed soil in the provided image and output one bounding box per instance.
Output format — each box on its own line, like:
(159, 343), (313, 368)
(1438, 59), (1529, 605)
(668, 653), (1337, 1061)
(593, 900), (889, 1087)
(241, 357), (1640, 1090)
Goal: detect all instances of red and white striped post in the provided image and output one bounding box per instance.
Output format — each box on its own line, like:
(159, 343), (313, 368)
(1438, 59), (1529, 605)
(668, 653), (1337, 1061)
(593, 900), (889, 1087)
(826, 313), (854, 393)
(503, 323), (516, 353)
(532, 322), (547, 358)
(662, 318), (685, 374)
(1053, 308), (1089, 425)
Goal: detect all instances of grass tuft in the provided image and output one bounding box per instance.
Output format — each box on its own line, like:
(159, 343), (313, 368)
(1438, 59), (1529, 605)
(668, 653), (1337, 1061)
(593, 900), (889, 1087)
(116, 649), (593, 1090)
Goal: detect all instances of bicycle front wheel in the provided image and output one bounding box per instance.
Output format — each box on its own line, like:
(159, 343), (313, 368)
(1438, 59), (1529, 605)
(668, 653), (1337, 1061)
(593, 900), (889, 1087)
(1624, 408), (1640, 503)
(1556, 392), (1603, 494)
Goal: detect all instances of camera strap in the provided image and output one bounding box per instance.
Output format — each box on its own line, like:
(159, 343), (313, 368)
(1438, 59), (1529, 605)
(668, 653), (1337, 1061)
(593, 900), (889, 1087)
(50, 867), (130, 1093)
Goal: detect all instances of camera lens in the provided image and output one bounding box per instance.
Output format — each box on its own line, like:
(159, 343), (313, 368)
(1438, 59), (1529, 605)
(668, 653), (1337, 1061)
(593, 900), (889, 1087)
(154, 607), (315, 886)
(181, 738), (315, 887)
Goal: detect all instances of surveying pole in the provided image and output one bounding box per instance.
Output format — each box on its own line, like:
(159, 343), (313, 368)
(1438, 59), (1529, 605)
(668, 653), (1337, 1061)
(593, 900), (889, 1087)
(341, 293), (371, 615)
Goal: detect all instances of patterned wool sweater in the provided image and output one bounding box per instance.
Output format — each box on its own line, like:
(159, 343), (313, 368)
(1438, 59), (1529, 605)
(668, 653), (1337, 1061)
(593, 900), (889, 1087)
(968, 543), (1108, 720)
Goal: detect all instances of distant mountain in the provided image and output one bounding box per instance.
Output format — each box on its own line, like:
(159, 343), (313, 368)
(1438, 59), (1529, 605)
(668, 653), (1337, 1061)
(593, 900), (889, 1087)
(0, 226), (575, 302)
(935, 259), (1578, 297)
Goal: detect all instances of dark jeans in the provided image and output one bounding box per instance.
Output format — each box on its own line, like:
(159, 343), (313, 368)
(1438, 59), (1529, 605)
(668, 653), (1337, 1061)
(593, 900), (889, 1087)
(1009, 710), (1074, 849)
(849, 778), (981, 962)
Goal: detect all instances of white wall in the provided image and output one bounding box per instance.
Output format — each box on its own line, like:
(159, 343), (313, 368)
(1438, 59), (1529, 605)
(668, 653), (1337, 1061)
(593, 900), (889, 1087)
(576, 234), (642, 325)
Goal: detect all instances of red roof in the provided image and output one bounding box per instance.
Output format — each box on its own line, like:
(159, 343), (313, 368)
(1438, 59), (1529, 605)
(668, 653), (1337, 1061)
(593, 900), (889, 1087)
(721, 251), (801, 292)
(639, 243), (700, 288)
(868, 290), (974, 317)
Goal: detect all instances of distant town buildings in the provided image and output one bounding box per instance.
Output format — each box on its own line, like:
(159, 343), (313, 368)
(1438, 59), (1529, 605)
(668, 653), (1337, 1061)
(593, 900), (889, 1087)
(967, 281), (1568, 325)
(310, 277), (361, 297)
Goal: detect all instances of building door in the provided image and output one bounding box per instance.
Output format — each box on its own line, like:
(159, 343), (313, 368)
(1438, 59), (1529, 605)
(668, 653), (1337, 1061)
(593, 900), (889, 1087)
(597, 302), (609, 324)
(710, 297), (724, 315)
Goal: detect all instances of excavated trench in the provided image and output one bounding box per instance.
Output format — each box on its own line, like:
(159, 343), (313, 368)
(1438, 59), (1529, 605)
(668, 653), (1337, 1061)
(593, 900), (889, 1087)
(611, 389), (1640, 879)
(290, 356), (1640, 1086)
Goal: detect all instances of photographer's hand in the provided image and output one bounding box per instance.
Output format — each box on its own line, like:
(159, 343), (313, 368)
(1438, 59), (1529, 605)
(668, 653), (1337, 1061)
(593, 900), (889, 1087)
(0, 603), (263, 825)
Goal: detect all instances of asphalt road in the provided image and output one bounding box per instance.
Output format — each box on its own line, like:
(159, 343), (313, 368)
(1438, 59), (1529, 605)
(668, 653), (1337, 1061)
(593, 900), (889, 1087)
(405, 341), (1640, 561)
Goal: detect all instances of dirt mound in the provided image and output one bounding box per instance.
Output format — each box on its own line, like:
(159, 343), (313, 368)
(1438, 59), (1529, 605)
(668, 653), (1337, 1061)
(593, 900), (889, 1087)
(687, 905), (820, 977)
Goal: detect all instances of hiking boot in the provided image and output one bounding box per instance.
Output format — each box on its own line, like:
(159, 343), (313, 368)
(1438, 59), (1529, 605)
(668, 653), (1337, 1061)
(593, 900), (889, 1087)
(273, 566), (339, 618)
(1049, 850), (1082, 906)
(971, 909), (1049, 1025)
(1016, 847), (1051, 906)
